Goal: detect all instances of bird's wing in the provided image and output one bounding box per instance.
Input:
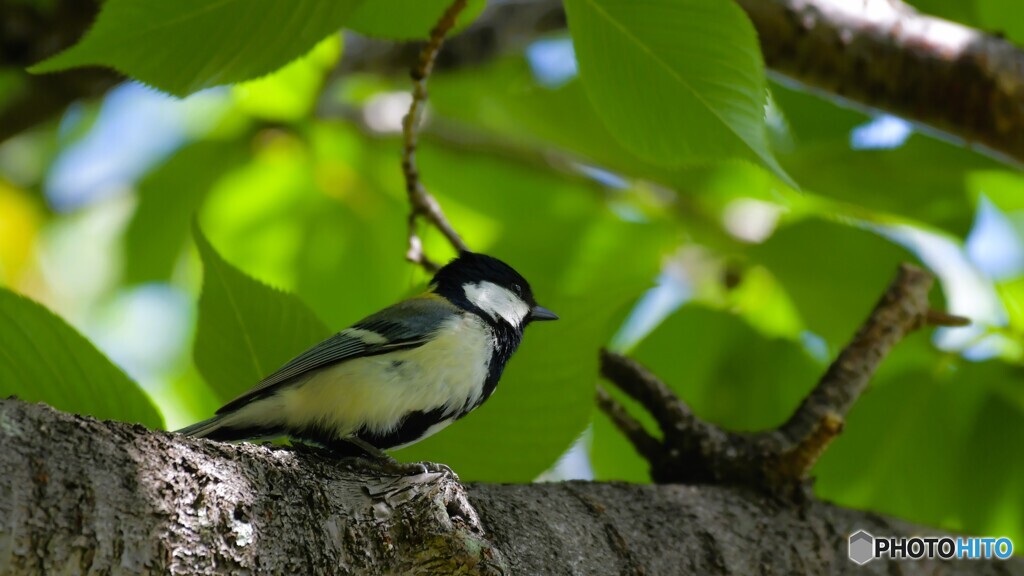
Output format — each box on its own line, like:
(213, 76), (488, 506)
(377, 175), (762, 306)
(216, 294), (459, 414)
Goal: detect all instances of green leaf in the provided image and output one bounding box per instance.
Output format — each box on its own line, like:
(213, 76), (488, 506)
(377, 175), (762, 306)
(428, 56), (797, 240)
(347, 0), (487, 39)
(816, 360), (1024, 543)
(957, 387), (1024, 540)
(0, 287), (163, 429)
(125, 140), (246, 285)
(199, 130), (322, 292)
(767, 80), (868, 146)
(192, 223), (330, 402)
(31, 0), (363, 97)
(968, 170), (1024, 212)
(977, 0), (1024, 45)
(592, 305), (821, 481)
(297, 124), (414, 328)
(997, 276), (1024, 334)
(904, 0), (978, 27)
(563, 0), (792, 185)
(750, 218), (919, 350)
(780, 136), (986, 236)
(769, 81), (991, 236)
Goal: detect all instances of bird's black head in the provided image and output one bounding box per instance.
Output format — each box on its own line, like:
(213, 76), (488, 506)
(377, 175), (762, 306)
(432, 251), (558, 328)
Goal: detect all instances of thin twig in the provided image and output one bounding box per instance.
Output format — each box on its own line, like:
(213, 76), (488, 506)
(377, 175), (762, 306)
(402, 0), (471, 272)
(769, 264), (969, 480)
(595, 385), (662, 463)
(779, 265), (939, 449)
(599, 349), (713, 442)
(925, 309), (971, 327)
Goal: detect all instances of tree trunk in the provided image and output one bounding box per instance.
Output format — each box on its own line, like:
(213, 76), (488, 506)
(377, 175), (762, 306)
(1, 400), (1018, 575)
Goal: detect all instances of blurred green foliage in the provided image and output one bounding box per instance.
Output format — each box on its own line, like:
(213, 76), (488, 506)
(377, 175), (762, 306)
(1, 0), (1023, 548)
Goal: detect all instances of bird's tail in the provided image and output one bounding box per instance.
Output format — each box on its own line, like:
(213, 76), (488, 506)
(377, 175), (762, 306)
(176, 415), (282, 442)
(175, 416), (225, 438)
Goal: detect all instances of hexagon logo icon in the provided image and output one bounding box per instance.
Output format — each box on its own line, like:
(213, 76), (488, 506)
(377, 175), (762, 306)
(849, 531), (875, 565)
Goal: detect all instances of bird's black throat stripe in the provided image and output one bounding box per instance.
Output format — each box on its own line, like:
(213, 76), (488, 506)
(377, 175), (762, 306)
(469, 320), (522, 413)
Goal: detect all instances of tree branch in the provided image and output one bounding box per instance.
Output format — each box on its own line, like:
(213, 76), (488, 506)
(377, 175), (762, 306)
(594, 385), (661, 463)
(776, 264), (962, 452)
(599, 264), (970, 496)
(3, 399), (1018, 575)
(739, 0), (1024, 166)
(401, 0), (470, 273)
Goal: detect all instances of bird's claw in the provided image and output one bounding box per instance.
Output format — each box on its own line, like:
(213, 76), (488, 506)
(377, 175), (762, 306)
(361, 458), (458, 479)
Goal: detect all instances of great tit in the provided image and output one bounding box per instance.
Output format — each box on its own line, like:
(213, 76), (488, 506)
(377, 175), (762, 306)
(178, 251), (557, 462)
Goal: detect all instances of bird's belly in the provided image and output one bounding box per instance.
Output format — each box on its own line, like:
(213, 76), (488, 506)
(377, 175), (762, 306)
(280, 315), (493, 440)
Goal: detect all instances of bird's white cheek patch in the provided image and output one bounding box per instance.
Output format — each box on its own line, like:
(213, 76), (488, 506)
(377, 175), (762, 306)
(464, 281), (530, 326)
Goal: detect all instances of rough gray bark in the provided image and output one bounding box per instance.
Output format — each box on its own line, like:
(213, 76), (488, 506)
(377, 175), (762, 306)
(2, 399), (1020, 575)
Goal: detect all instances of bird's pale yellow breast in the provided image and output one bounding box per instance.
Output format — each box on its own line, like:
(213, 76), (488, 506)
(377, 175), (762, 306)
(278, 313), (494, 437)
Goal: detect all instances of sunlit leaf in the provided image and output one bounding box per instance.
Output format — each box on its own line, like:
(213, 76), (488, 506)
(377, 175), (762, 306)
(192, 223), (330, 402)
(563, 0), (791, 185)
(199, 132), (317, 292)
(234, 36), (342, 122)
(31, 0), (362, 96)
(0, 287), (163, 429)
(997, 277), (1024, 334)
(428, 53), (797, 253)
(968, 170), (1024, 212)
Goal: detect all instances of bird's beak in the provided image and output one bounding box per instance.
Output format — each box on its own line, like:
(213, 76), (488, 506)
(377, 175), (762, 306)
(530, 305), (559, 321)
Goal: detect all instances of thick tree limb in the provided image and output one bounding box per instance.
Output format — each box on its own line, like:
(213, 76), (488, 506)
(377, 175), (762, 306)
(0, 399), (503, 576)
(599, 264), (970, 496)
(2, 399), (1019, 575)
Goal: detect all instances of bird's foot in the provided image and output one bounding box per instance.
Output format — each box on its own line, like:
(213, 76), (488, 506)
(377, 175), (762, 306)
(291, 438), (457, 479)
(358, 457), (458, 480)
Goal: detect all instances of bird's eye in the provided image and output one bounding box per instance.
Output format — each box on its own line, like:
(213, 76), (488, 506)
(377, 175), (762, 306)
(512, 283), (523, 297)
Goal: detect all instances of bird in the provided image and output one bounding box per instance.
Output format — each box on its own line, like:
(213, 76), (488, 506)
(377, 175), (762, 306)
(177, 251), (557, 471)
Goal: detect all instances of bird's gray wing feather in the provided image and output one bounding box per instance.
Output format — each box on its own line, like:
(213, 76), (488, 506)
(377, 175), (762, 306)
(216, 296), (458, 414)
